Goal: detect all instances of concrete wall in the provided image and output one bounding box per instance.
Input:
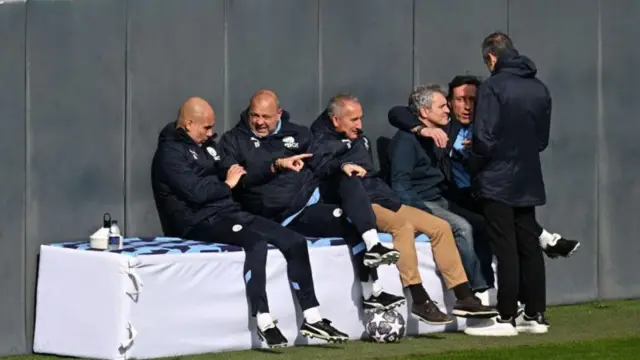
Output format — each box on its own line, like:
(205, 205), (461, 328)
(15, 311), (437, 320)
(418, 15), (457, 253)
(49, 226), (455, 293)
(0, 0), (638, 355)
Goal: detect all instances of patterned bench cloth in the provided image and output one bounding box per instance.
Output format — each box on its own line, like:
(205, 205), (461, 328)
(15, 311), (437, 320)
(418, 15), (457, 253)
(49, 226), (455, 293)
(48, 233), (430, 257)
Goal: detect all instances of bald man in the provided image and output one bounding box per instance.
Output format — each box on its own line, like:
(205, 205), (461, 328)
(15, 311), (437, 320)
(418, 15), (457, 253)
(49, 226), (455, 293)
(219, 90), (406, 313)
(151, 97), (348, 348)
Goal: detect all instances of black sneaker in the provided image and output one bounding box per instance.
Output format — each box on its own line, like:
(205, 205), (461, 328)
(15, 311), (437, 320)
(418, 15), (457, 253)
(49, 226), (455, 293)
(544, 237), (580, 258)
(362, 291), (406, 313)
(452, 296), (499, 318)
(257, 321), (288, 348)
(300, 318), (349, 343)
(363, 243), (400, 267)
(411, 300), (453, 325)
(516, 312), (549, 334)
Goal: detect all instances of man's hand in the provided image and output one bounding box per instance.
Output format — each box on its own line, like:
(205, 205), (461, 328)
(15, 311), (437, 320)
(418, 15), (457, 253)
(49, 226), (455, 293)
(419, 127), (449, 148)
(342, 163), (367, 177)
(461, 138), (472, 149)
(225, 164), (247, 189)
(274, 153), (313, 172)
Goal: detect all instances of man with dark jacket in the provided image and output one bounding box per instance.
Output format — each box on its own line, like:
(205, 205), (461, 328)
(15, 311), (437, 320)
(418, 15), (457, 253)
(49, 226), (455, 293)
(151, 97), (348, 347)
(464, 32), (552, 336)
(218, 90), (404, 313)
(387, 85), (493, 299)
(388, 75), (580, 260)
(310, 93), (497, 325)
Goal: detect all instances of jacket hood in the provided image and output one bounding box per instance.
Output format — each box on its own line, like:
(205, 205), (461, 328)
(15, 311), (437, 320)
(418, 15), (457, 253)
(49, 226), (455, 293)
(158, 121), (217, 145)
(311, 109), (361, 139)
(234, 107), (292, 134)
(494, 50), (538, 78)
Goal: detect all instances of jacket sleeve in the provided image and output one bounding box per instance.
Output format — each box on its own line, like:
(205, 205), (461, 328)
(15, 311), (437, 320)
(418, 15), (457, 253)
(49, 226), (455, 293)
(537, 88), (552, 152)
(156, 143), (231, 205)
(472, 84), (501, 158)
(305, 131), (344, 179)
(218, 133), (277, 187)
(388, 106), (422, 132)
(389, 135), (432, 213)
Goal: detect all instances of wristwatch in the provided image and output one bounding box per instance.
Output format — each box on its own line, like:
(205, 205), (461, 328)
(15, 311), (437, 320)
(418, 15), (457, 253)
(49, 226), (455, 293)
(413, 125), (426, 135)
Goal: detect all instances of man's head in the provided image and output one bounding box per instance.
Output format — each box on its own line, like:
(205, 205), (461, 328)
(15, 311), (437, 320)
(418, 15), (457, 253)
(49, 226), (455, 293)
(408, 84), (449, 127)
(327, 93), (363, 140)
(447, 75), (481, 125)
(481, 31), (516, 72)
(248, 89), (283, 137)
(177, 97), (215, 145)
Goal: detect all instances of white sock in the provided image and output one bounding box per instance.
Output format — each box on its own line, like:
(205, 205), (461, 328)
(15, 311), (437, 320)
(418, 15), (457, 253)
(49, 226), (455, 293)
(303, 307), (322, 324)
(362, 229), (380, 250)
(256, 312), (274, 331)
(538, 229), (558, 249)
(372, 281), (384, 297)
(361, 281), (374, 299)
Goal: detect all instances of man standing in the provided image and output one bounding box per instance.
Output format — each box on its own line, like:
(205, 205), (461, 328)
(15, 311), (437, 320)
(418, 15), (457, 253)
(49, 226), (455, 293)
(310, 94), (497, 325)
(464, 32), (552, 336)
(219, 90), (405, 313)
(151, 97), (348, 347)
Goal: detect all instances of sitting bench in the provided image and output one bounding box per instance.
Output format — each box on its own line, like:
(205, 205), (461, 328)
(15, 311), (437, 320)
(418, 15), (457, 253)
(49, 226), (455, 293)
(33, 234), (486, 359)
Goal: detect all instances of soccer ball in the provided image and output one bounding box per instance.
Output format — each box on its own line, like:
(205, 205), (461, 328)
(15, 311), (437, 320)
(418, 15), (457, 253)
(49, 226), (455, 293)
(365, 309), (406, 343)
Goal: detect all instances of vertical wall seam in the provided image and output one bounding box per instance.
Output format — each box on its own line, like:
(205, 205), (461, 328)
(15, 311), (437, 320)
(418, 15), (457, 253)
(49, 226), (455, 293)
(595, 0), (603, 300)
(23, 0), (30, 352)
(411, 0), (417, 87)
(123, 0), (129, 235)
(506, 0), (511, 34)
(317, 0), (322, 113)
(223, 0), (229, 131)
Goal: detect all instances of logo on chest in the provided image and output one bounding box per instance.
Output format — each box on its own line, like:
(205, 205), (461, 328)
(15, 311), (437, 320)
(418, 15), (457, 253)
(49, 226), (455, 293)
(189, 149), (199, 160)
(363, 137), (370, 151)
(282, 136), (299, 149)
(250, 137), (261, 148)
(206, 146), (221, 161)
(341, 139), (352, 149)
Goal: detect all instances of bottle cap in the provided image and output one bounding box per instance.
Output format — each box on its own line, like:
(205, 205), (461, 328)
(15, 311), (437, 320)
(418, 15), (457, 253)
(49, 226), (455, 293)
(103, 213), (112, 228)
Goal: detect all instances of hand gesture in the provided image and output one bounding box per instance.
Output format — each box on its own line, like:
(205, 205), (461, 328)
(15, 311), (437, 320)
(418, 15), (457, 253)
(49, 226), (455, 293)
(225, 164), (247, 189)
(275, 153), (313, 172)
(342, 163), (367, 177)
(420, 127), (449, 148)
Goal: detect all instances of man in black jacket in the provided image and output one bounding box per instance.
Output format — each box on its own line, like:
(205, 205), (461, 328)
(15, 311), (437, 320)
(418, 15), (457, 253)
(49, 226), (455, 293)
(151, 97), (348, 348)
(219, 90), (404, 313)
(388, 75), (579, 260)
(311, 94), (497, 325)
(464, 32), (552, 336)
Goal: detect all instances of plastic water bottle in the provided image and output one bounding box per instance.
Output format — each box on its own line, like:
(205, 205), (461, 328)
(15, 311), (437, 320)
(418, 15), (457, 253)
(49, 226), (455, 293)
(108, 220), (121, 251)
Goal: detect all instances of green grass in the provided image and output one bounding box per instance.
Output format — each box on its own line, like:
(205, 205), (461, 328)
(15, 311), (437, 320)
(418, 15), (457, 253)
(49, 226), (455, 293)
(4, 300), (640, 360)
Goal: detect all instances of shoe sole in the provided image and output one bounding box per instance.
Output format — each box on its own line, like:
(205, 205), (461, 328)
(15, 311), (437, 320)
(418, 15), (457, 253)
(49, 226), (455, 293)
(565, 242), (580, 258)
(411, 312), (454, 325)
(452, 309), (499, 318)
(363, 251), (400, 267)
(363, 299), (406, 313)
(300, 330), (348, 343)
(516, 325), (549, 334)
(464, 328), (519, 337)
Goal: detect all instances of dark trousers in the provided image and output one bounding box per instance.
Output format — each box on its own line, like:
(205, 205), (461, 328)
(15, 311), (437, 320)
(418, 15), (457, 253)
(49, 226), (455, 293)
(320, 173), (378, 234)
(480, 200), (546, 318)
(187, 212), (319, 316)
(287, 202), (378, 283)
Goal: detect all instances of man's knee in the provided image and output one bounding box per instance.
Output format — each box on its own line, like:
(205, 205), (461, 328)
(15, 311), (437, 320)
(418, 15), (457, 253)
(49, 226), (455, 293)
(282, 233), (310, 257)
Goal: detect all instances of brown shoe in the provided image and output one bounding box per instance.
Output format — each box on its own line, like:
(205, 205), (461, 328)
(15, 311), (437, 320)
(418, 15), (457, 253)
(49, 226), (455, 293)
(411, 300), (453, 325)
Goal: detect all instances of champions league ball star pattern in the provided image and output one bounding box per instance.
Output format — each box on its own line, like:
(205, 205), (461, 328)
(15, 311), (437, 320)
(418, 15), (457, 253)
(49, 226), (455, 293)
(366, 309), (406, 343)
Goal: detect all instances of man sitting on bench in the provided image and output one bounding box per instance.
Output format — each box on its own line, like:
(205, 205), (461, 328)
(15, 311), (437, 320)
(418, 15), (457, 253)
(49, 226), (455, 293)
(151, 97), (348, 348)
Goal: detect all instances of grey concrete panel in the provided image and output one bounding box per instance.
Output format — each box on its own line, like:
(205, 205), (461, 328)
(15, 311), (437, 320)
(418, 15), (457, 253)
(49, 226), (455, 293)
(126, 0), (225, 237)
(0, 1), (27, 355)
(599, 0), (640, 299)
(26, 0), (126, 345)
(226, 0), (319, 126)
(414, 0), (508, 86)
(320, 0), (413, 163)
(509, 0), (599, 304)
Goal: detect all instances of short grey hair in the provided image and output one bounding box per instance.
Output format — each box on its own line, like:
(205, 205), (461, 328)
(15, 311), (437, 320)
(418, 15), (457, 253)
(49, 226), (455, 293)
(327, 93), (360, 118)
(408, 84), (446, 114)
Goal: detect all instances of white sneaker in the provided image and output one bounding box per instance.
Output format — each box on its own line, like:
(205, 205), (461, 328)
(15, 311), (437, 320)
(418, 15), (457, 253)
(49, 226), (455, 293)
(476, 290), (490, 306)
(516, 312), (549, 334)
(464, 317), (518, 337)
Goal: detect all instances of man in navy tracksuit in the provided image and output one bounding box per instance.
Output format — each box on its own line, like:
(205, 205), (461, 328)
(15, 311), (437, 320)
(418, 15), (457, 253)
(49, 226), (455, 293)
(310, 94), (497, 325)
(151, 97), (348, 348)
(218, 90), (404, 313)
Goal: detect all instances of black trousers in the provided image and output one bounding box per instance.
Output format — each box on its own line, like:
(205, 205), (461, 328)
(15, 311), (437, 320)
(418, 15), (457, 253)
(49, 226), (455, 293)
(187, 212), (320, 316)
(480, 200), (546, 318)
(320, 173), (378, 234)
(287, 202), (379, 283)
